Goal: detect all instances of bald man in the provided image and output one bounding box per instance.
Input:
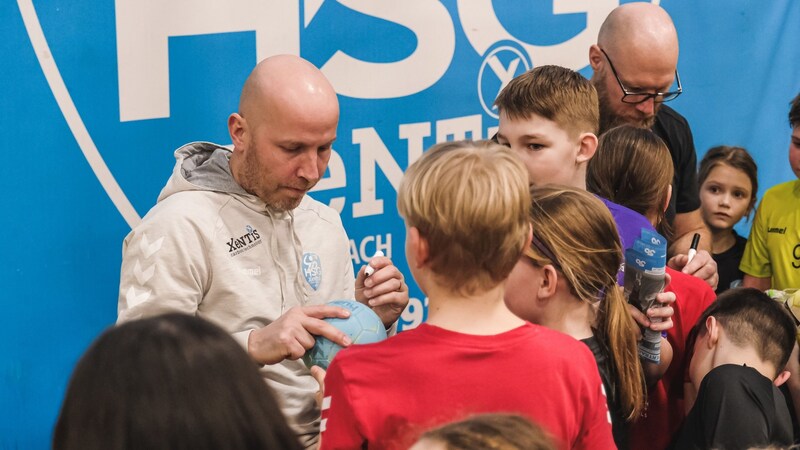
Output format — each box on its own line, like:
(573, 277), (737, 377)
(117, 55), (409, 447)
(589, 3), (718, 289)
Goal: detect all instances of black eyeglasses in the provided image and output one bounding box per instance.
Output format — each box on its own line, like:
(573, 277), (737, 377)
(600, 48), (682, 104)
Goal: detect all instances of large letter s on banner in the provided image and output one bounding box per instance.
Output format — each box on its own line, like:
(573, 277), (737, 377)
(321, 0), (456, 99)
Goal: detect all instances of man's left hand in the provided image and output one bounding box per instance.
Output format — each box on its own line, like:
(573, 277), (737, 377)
(355, 256), (409, 328)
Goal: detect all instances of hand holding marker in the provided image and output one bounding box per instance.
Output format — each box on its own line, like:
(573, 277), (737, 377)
(687, 233), (701, 263)
(364, 250), (384, 277)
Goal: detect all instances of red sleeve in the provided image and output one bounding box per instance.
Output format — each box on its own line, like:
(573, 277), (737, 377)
(575, 355), (616, 450)
(319, 359), (365, 450)
(682, 281), (716, 384)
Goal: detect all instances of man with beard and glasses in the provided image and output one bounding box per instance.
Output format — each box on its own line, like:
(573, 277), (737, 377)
(589, 3), (717, 288)
(116, 55), (409, 448)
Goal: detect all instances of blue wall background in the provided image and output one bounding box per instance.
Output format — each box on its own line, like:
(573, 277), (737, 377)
(1, 0), (799, 446)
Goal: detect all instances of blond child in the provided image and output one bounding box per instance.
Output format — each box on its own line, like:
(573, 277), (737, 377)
(319, 140), (614, 450)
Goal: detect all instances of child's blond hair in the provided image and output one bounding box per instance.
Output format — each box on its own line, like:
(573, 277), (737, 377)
(397, 140), (530, 295)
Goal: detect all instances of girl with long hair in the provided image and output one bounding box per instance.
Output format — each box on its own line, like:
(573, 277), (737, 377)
(505, 186), (649, 449)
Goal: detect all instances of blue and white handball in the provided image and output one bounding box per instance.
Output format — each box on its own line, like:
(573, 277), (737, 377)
(302, 300), (387, 370)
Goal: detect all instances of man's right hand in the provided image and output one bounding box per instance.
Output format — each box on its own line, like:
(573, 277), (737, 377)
(668, 250), (719, 290)
(247, 305), (352, 365)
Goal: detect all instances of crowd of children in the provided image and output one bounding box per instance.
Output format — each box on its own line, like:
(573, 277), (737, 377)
(53, 5), (800, 450)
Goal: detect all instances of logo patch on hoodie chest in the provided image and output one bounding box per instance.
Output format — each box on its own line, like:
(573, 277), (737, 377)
(303, 253), (322, 290)
(226, 225), (263, 257)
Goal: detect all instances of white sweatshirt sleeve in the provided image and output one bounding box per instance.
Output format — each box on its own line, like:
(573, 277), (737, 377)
(117, 203), (211, 324)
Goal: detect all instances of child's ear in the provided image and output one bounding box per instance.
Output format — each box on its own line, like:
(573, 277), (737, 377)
(576, 132), (598, 164)
(774, 370), (792, 387)
(538, 264), (559, 300)
(705, 316), (720, 347)
(408, 227), (429, 268)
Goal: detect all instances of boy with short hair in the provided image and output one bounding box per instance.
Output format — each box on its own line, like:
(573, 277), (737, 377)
(741, 92), (800, 291)
(319, 140), (614, 450)
(494, 65), (715, 450)
(494, 65), (665, 256)
(494, 65), (716, 286)
(494, 65), (600, 191)
(495, 65), (668, 266)
(674, 288), (796, 449)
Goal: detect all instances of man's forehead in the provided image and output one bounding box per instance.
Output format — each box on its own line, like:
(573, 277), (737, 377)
(271, 135), (337, 147)
(610, 42), (677, 84)
(614, 63), (675, 92)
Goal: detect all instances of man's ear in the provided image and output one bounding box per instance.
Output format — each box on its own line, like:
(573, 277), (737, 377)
(774, 370), (792, 387)
(589, 44), (604, 71)
(538, 264), (559, 300)
(408, 227), (429, 268)
(228, 113), (248, 149)
(576, 132), (598, 164)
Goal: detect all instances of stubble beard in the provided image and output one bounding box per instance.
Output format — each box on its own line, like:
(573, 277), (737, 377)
(237, 146), (306, 212)
(594, 72), (658, 134)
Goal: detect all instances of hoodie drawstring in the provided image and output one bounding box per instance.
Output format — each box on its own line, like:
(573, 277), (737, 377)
(267, 209), (310, 313)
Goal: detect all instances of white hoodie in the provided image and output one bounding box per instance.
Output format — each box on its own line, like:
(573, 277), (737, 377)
(118, 142), (354, 445)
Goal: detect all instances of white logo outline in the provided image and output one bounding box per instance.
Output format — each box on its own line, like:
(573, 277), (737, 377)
(477, 45), (531, 119)
(18, 0), (142, 229)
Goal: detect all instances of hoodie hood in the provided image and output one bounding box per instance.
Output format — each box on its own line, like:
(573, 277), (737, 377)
(158, 141), (251, 203)
(156, 141), (313, 310)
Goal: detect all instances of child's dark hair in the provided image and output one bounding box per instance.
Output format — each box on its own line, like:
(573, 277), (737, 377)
(698, 146), (758, 218)
(690, 288), (797, 373)
(494, 65), (599, 137)
(790, 92), (800, 128)
(418, 414), (556, 450)
(54, 313), (303, 450)
(587, 125), (673, 237)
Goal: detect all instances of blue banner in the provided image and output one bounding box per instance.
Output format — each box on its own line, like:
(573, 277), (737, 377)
(2, 0), (799, 446)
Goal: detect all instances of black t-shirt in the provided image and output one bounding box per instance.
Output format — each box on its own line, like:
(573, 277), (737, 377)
(582, 335), (629, 450)
(673, 364), (793, 450)
(713, 231), (748, 295)
(652, 105), (701, 221)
